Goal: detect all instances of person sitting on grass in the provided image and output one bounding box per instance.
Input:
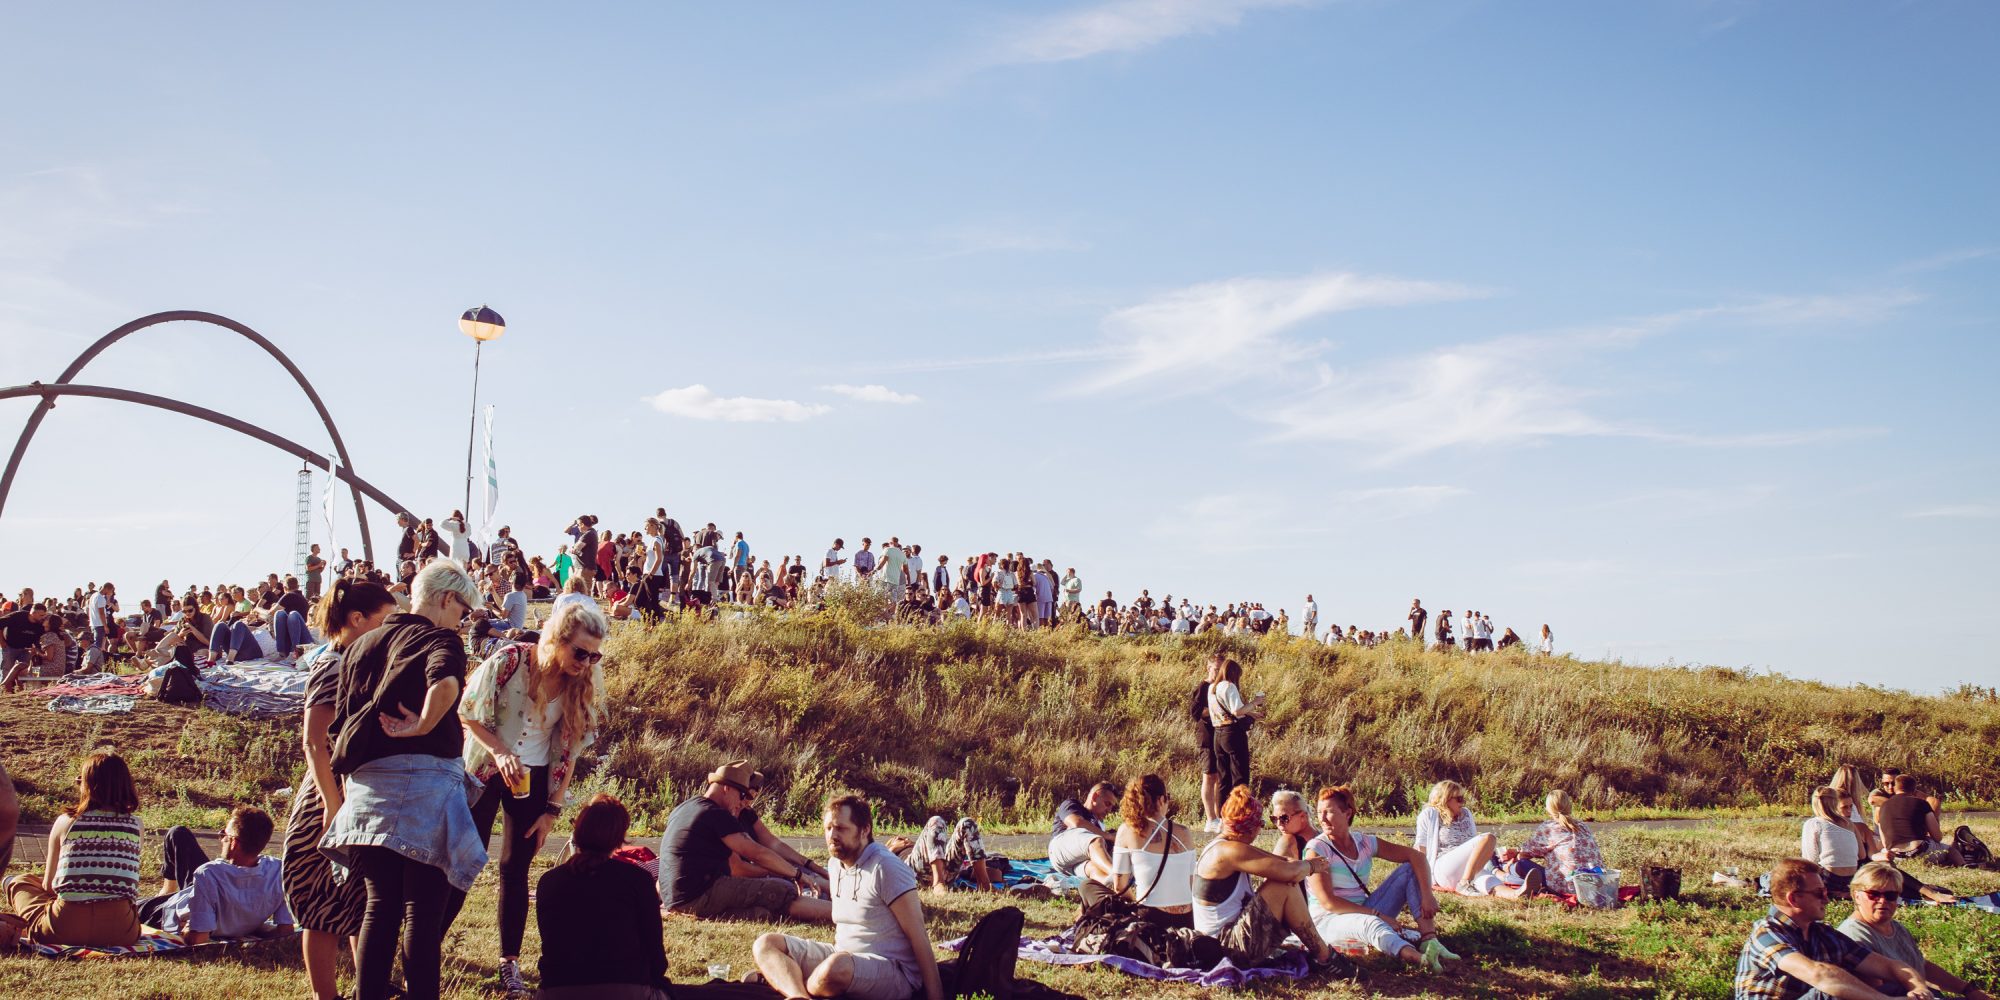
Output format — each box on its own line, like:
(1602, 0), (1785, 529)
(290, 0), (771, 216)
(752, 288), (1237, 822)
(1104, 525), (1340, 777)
(659, 759), (831, 923)
(1193, 786), (1345, 972)
(1733, 858), (1940, 1000)
(730, 772), (832, 894)
(1805, 786), (1957, 905)
(1874, 774), (1964, 867)
(1099, 774), (1196, 928)
(2, 753), (143, 949)
(1049, 782), (1120, 883)
(1500, 790), (1601, 898)
(886, 812), (995, 897)
(752, 794), (945, 1000)
(1300, 785), (1456, 972)
(1413, 780), (1505, 896)
(536, 794), (673, 1000)
(136, 807), (293, 943)
(1838, 861), (1994, 1000)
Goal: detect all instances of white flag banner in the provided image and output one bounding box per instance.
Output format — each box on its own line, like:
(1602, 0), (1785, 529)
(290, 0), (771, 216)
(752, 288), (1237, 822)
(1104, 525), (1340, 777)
(322, 453), (340, 559)
(479, 405), (499, 549)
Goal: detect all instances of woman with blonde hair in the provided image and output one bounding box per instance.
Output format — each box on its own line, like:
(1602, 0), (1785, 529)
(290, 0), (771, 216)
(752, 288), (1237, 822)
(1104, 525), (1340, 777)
(439, 599), (608, 997)
(1802, 786), (1954, 904)
(1828, 764), (1881, 857)
(1412, 780), (1501, 895)
(1502, 790), (1604, 896)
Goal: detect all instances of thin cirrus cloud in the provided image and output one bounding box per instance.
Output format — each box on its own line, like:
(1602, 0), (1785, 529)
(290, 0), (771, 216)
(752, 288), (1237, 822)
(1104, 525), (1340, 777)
(822, 383), (922, 404)
(994, 0), (1315, 66)
(1262, 289), (1913, 463)
(1903, 504), (2000, 519)
(645, 385), (830, 423)
(1075, 270), (1485, 394)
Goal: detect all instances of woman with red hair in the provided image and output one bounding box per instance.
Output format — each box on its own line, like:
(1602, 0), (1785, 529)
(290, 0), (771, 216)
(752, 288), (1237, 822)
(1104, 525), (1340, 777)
(1192, 786), (1341, 970)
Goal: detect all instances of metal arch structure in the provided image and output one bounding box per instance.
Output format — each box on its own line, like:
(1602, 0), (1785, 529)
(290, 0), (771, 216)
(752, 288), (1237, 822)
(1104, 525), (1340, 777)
(0, 311), (382, 563)
(0, 383), (412, 557)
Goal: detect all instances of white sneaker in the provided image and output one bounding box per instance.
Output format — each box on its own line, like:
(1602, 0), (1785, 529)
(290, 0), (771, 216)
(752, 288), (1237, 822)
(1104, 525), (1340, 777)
(1204, 818), (1222, 833)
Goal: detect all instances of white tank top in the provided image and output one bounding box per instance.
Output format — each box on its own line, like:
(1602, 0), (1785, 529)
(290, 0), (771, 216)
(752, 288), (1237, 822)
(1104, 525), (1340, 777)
(1111, 819), (1196, 909)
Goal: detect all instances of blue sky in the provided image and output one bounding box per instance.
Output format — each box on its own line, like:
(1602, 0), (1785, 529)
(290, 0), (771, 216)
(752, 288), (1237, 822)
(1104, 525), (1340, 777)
(2, 1), (1995, 690)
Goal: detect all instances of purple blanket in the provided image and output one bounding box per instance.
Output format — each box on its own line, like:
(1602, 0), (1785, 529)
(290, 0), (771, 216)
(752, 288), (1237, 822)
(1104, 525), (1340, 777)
(942, 927), (1311, 988)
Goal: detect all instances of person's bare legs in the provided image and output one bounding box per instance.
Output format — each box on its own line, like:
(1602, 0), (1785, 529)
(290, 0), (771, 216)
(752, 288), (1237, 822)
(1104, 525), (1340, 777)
(787, 895), (832, 924)
(1201, 773), (1221, 827)
(302, 929), (342, 1000)
(753, 933), (812, 998)
(1256, 880), (1331, 962)
(805, 952), (856, 998)
(969, 858), (995, 892)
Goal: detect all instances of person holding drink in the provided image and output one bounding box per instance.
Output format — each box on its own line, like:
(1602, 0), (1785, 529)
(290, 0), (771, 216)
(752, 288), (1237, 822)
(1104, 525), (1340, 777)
(440, 599), (608, 998)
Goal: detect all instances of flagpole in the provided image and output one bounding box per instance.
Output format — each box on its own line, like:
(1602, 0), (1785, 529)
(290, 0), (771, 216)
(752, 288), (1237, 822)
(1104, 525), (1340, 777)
(463, 338), (482, 520)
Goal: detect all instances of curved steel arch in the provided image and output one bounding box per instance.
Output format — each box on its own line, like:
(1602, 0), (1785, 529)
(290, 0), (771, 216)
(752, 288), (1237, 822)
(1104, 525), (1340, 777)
(0, 310), (377, 561)
(0, 383), (413, 541)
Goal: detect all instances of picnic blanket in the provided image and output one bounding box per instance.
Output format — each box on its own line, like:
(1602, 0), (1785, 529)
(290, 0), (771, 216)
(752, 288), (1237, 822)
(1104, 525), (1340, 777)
(198, 662), (308, 718)
(1553, 885), (1645, 908)
(13, 925), (298, 960)
(46, 693), (137, 715)
(944, 925), (1313, 988)
(956, 856), (1079, 893)
(37, 671), (145, 699)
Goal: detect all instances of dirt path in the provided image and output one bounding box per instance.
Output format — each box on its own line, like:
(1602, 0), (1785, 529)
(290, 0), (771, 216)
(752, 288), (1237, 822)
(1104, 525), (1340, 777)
(13, 812), (1997, 867)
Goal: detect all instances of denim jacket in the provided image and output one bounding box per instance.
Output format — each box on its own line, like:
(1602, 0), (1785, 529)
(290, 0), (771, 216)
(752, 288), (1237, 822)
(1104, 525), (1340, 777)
(459, 641), (596, 805)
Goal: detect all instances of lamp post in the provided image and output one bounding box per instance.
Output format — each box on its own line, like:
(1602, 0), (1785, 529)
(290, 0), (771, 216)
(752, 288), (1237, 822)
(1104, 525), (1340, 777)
(458, 305), (505, 523)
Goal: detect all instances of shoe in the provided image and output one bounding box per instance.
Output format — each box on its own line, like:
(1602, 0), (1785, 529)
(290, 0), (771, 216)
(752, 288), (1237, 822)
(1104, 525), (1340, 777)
(1521, 868), (1545, 898)
(1420, 936), (1459, 971)
(498, 957), (527, 997)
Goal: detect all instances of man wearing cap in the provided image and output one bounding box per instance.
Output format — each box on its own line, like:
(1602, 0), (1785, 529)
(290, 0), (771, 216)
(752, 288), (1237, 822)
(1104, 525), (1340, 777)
(729, 771), (831, 894)
(659, 761), (831, 923)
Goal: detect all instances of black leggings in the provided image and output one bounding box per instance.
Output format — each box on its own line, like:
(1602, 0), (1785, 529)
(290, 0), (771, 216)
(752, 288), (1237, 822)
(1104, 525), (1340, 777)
(441, 765), (550, 958)
(355, 845), (449, 1000)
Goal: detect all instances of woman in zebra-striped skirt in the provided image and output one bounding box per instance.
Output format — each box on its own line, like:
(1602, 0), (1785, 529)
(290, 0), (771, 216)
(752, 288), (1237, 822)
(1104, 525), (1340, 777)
(283, 579), (396, 1000)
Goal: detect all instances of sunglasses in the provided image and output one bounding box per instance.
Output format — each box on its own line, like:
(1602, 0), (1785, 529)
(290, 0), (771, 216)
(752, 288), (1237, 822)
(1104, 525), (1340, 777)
(570, 644), (605, 665)
(1270, 812), (1302, 824)
(1856, 889), (1900, 903)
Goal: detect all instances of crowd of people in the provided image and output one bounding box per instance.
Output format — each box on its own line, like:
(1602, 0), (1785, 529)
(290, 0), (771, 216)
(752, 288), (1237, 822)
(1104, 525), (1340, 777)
(0, 513), (1992, 1000)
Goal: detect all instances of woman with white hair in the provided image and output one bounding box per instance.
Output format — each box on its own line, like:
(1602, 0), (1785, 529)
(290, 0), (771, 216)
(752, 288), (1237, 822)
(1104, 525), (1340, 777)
(439, 600), (608, 997)
(322, 559), (488, 1000)
(1838, 862), (1990, 999)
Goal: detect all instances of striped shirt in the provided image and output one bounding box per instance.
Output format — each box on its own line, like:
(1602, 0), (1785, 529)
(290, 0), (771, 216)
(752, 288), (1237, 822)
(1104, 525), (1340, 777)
(54, 811), (143, 902)
(1306, 833), (1377, 904)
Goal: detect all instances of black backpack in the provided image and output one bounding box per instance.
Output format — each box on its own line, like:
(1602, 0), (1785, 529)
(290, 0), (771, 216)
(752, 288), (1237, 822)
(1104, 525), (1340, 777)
(1948, 826), (1992, 868)
(947, 905), (1023, 1000)
(158, 664), (202, 705)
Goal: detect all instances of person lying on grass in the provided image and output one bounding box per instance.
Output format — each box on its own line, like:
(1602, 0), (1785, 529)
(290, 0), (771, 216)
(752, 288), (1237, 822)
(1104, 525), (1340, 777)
(136, 807), (293, 944)
(753, 794), (945, 1000)
(1194, 786), (1345, 972)
(1838, 861), (1993, 1000)
(885, 812), (995, 897)
(1295, 785), (1458, 972)
(1733, 858), (1940, 1000)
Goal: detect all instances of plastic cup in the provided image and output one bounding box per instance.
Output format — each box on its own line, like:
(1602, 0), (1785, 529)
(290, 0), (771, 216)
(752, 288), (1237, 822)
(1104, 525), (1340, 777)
(707, 963), (732, 981)
(507, 767), (531, 799)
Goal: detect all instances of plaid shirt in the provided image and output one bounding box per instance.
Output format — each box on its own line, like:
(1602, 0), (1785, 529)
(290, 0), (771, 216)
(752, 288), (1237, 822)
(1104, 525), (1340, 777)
(1734, 906), (1872, 1000)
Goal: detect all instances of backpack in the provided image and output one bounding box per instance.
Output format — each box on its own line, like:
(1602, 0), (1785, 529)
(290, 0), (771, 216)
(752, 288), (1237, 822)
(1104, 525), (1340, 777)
(947, 905), (1023, 1000)
(158, 664), (203, 705)
(1072, 894), (1222, 971)
(1947, 825), (1992, 868)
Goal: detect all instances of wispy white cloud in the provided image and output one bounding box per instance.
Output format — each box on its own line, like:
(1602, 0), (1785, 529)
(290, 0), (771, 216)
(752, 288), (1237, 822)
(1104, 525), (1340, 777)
(1903, 504), (2000, 520)
(995, 0), (1314, 66)
(1890, 247), (1995, 275)
(645, 385), (830, 423)
(1261, 289), (1912, 462)
(1149, 485), (1468, 553)
(1077, 270), (1484, 394)
(822, 383), (922, 404)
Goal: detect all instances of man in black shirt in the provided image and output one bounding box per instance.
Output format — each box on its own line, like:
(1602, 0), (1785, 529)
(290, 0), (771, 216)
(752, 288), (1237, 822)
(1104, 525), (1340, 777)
(1877, 775), (1963, 866)
(278, 576), (312, 617)
(657, 760), (830, 923)
(0, 605), (50, 691)
(397, 512), (418, 565)
(1409, 598), (1428, 642)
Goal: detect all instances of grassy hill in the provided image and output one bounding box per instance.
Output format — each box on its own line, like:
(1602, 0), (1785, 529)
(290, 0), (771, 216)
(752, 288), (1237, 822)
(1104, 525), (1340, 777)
(5, 604), (1996, 833)
(582, 603), (2000, 832)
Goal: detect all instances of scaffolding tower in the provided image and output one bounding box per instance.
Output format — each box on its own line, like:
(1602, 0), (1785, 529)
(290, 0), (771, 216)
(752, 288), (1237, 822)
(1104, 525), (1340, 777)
(294, 465), (313, 574)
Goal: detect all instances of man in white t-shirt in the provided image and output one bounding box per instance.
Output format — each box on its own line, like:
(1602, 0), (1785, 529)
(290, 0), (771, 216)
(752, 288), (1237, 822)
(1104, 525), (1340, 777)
(821, 539), (847, 582)
(1302, 595), (1318, 638)
(753, 795), (942, 1000)
(88, 583), (116, 652)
